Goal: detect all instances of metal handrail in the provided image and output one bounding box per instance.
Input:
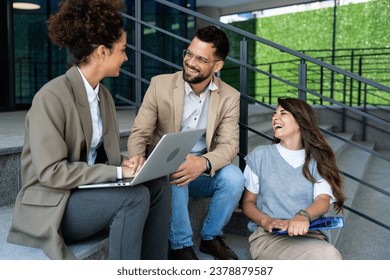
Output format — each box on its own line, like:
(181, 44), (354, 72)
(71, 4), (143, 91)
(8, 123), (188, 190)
(118, 0), (389, 232)
(155, 0), (390, 93)
(343, 205), (390, 231)
(248, 51), (390, 106)
(154, 0), (390, 143)
(125, 1), (390, 131)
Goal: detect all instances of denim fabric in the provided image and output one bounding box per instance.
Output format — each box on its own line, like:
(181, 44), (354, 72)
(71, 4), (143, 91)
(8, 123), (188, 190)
(169, 164), (245, 249)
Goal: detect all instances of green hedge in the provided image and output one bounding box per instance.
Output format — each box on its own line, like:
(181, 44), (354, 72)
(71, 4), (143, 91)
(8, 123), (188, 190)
(223, 0), (390, 105)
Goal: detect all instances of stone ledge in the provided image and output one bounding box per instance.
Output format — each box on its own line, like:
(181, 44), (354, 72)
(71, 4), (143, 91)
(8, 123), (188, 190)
(0, 206), (108, 260)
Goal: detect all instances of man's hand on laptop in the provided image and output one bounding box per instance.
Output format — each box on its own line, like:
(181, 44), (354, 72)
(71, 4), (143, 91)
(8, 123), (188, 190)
(126, 155), (145, 176)
(169, 154), (206, 187)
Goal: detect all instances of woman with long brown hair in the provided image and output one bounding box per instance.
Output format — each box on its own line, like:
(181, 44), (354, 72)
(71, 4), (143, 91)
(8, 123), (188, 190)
(242, 97), (346, 259)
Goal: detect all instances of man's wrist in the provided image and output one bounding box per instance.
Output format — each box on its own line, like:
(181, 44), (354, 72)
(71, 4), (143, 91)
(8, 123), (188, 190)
(202, 156), (212, 174)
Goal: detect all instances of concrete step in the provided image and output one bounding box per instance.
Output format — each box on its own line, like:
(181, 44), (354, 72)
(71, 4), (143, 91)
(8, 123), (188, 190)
(192, 207), (252, 260)
(335, 149), (390, 260)
(1, 107), (389, 260)
(224, 209), (252, 237)
(325, 132), (355, 157)
(0, 205), (108, 260)
(1, 198), (248, 260)
(329, 140), (385, 259)
(194, 233), (251, 260)
(337, 141), (375, 203)
(0, 153), (20, 208)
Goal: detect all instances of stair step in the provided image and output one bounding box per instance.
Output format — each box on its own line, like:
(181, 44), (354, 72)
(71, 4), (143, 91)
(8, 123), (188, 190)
(194, 233), (251, 260)
(0, 205), (108, 260)
(329, 140), (386, 258)
(325, 132), (355, 157)
(1, 108), (389, 260)
(335, 149), (390, 260)
(224, 209), (251, 236)
(336, 140), (375, 201)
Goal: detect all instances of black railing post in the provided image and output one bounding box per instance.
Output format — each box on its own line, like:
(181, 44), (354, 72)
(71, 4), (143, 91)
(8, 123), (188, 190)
(320, 63), (324, 105)
(358, 55), (363, 106)
(134, 0), (142, 112)
(330, 0), (338, 101)
(362, 83), (367, 141)
(268, 64), (272, 104)
(349, 49), (354, 106)
(342, 75), (347, 132)
(298, 59), (307, 101)
(239, 38), (248, 171)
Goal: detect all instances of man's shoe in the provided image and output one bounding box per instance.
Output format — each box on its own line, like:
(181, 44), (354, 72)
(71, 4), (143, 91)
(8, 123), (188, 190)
(170, 246), (199, 260)
(199, 236), (238, 260)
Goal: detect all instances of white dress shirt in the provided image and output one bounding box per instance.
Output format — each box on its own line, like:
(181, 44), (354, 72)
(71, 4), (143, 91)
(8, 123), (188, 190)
(182, 80), (218, 154)
(77, 67), (122, 178)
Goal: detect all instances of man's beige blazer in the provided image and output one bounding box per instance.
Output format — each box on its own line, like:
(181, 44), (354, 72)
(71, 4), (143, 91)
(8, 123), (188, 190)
(7, 66), (123, 259)
(128, 71), (240, 175)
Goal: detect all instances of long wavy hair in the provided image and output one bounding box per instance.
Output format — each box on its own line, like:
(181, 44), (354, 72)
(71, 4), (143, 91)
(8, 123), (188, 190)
(274, 97), (346, 213)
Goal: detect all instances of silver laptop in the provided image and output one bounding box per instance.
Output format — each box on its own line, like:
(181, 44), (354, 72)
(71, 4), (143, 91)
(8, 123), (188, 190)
(78, 129), (206, 188)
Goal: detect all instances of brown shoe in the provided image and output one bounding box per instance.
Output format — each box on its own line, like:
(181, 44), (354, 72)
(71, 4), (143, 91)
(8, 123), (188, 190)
(170, 246), (199, 260)
(199, 236), (238, 260)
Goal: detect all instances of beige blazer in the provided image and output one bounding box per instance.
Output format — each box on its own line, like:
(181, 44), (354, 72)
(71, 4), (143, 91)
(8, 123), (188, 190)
(128, 71), (240, 175)
(7, 66), (123, 259)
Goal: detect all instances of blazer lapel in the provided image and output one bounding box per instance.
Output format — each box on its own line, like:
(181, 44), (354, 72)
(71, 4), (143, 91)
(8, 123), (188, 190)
(206, 86), (220, 149)
(66, 66), (92, 157)
(99, 89), (121, 165)
(173, 75), (185, 132)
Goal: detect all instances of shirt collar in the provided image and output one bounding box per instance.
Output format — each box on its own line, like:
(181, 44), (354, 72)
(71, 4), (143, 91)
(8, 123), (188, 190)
(77, 67), (100, 103)
(184, 79), (218, 96)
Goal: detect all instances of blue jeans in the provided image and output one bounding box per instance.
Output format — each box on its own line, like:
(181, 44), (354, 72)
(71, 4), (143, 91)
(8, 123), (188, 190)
(169, 163), (245, 250)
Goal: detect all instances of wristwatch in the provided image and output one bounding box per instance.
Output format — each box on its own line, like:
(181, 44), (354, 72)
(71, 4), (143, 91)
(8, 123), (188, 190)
(203, 156), (212, 175)
(296, 209), (311, 222)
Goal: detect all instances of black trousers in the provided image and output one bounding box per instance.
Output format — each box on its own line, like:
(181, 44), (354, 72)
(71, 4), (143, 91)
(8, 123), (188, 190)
(61, 176), (171, 260)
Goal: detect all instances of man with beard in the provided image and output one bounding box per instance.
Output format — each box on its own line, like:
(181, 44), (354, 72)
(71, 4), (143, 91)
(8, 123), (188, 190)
(126, 26), (244, 260)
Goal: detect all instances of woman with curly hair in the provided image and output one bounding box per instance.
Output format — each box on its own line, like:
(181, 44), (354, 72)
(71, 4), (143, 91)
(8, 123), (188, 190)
(7, 0), (171, 260)
(242, 97), (346, 259)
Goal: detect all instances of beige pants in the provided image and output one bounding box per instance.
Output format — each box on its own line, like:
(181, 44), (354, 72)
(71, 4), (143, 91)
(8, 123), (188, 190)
(248, 227), (342, 260)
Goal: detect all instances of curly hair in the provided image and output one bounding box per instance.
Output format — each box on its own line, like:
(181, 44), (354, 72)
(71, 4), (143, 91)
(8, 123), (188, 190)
(47, 0), (126, 65)
(195, 25), (229, 60)
(274, 97), (346, 213)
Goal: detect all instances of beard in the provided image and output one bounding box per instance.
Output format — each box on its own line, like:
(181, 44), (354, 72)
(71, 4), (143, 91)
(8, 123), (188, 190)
(182, 64), (212, 84)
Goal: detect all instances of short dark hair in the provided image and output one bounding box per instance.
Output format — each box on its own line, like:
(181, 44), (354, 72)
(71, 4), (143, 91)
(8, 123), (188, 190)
(195, 25), (229, 60)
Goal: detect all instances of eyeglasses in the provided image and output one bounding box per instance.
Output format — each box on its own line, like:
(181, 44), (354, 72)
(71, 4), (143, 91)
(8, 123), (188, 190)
(182, 49), (220, 64)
